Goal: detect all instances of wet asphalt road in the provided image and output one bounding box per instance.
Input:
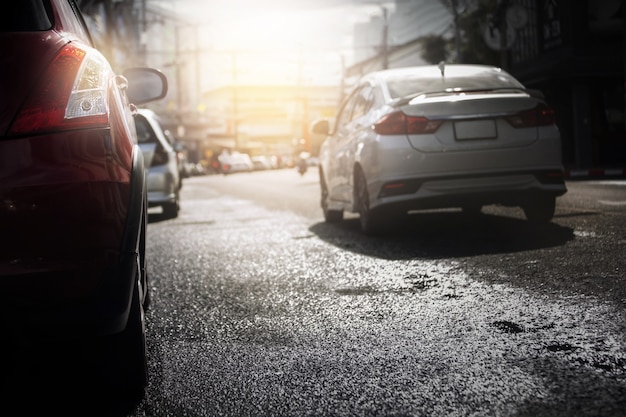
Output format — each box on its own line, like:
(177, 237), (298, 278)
(4, 170), (624, 416)
(129, 170), (626, 416)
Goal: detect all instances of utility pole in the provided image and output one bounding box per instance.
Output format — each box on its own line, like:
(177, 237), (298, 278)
(497, 0), (510, 70)
(140, 0), (147, 64)
(296, 49), (309, 152)
(195, 25), (202, 115)
(231, 52), (239, 150)
(451, 0), (462, 63)
(174, 26), (185, 138)
(339, 54), (346, 103)
(381, 6), (389, 69)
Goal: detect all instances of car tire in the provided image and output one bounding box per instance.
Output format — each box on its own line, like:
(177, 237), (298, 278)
(102, 282), (147, 400)
(162, 202), (178, 219)
(139, 196), (150, 311)
(162, 189), (180, 219)
(143, 272), (151, 312)
(523, 195), (555, 224)
(355, 168), (387, 235)
(103, 191), (149, 399)
(319, 168), (343, 223)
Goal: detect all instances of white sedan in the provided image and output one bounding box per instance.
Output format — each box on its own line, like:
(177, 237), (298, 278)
(312, 64), (567, 235)
(136, 108), (181, 218)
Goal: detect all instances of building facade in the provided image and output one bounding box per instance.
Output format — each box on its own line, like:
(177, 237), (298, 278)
(507, 0), (625, 171)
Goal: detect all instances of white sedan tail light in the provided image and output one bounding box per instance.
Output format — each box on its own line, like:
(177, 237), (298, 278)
(505, 104), (556, 128)
(373, 111), (443, 135)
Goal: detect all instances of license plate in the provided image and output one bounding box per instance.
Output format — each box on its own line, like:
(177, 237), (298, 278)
(454, 120), (497, 140)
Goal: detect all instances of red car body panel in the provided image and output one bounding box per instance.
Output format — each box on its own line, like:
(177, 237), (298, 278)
(0, 32), (70, 135)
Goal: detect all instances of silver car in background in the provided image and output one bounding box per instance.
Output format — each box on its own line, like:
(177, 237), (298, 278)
(136, 108), (180, 218)
(218, 151), (254, 174)
(312, 64), (567, 235)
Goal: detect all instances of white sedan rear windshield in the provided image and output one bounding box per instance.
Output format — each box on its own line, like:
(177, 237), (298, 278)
(386, 72), (525, 99)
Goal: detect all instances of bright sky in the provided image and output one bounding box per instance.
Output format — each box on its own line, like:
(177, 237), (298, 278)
(159, 0), (394, 88)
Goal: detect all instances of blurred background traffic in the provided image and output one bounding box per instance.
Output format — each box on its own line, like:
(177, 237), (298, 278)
(77, 0), (624, 177)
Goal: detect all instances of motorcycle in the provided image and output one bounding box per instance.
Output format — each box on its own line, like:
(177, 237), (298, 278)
(297, 158), (308, 176)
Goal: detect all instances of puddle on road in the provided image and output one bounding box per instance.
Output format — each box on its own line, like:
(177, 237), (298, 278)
(546, 342), (579, 352)
(492, 320), (526, 334)
(334, 273), (436, 296)
(332, 260), (469, 299)
(334, 286), (377, 296)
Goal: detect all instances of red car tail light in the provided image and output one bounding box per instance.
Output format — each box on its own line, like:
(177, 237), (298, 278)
(373, 111), (442, 135)
(505, 104), (556, 128)
(9, 43), (110, 135)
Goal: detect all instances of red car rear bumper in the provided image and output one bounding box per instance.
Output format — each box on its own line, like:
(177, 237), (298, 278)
(0, 128), (140, 340)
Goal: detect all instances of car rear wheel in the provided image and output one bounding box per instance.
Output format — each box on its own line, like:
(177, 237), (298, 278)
(319, 168), (343, 222)
(355, 168), (387, 235)
(162, 190), (180, 219)
(101, 282), (147, 399)
(139, 196), (150, 311)
(162, 202), (178, 218)
(523, 195), (555, 224)
(102, 191), (149, 399)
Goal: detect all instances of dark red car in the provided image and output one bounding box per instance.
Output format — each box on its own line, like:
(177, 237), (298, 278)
(0, 0), (167, 397)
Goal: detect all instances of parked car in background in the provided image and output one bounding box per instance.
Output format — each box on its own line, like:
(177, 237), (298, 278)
(219, 151), (254, 174)
(187, 162), (206, 176)
(0, 0), (167, 397)
(252, 155), (273, 171)
(312, 64), (567, 235)
(162, 128), (190, 181)
(135, 108), (181, 218)
(174, 143), (191, 179)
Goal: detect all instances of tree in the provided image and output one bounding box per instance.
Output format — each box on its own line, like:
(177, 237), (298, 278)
(418, 34), (450, 65)
(454, 0), (501, 66)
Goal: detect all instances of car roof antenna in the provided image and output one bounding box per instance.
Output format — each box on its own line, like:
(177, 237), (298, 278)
(438, 61), (445, 77)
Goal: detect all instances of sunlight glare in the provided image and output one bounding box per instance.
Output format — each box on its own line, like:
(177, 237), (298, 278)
(223, 12), (305, 51)
(162, 0), (387, 87)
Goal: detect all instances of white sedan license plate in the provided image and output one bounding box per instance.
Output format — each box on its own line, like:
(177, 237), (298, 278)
(454, 120), (497, 140)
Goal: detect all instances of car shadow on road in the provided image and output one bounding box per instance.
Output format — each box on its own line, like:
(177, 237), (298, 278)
(148, 212), (175, 224)
(309, 210), (575, 260)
